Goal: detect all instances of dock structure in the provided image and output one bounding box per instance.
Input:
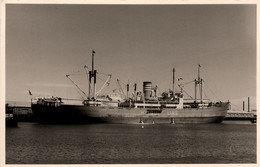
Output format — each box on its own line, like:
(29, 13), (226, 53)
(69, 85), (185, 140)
(225, 97), (257, 123)
(6, 105), (36, 122)
(225, 111), (256, 123)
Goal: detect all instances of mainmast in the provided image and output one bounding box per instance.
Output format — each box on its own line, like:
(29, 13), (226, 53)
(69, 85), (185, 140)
(89, 50), (97, 100)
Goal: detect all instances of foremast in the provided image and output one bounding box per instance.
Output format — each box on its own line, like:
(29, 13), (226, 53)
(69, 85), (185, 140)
(88, 50), (97, 100)
(195, 64), (203, 104)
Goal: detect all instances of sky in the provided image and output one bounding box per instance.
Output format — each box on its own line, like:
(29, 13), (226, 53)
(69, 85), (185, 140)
(4, 4), (257, 110)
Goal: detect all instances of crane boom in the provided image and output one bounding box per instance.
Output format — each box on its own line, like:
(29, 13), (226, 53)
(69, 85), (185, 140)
(117, 79), (126, 99)
(66, 75), (88, 99)
(95, 75), (112, 97)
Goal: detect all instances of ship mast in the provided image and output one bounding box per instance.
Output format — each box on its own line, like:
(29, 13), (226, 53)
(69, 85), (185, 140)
(173, 67), (175, 97)
(127, 80), (129, 101)
(199, 64), (203, 104)
(195, 64), (203, 104)
(133, 83), (137, 102)
(89, 50), (97, 100)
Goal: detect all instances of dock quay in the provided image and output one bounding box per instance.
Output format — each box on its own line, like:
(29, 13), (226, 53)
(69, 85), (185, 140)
(225, 110), (257, 123)
(6, 105), (36, 122)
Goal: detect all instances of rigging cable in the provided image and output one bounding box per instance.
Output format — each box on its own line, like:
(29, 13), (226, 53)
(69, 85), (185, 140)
(230, 103), (243, 111)
(66, 75), (88, 99)
(97, 72), (112, 76)
(96, 75), (106, 83)
(182, 90), (193, 99)
(95, 75), (112, 97)
(203, 80), (220, 101)
(180, 80), (194, 86)
(75, 89), (85, 100)
(178, 85), (193, 99)
(202, 91), (209, 101)
(117, 79), (127, 99)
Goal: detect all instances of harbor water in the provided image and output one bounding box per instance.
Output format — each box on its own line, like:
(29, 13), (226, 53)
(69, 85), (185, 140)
(6, 121), (256, 164)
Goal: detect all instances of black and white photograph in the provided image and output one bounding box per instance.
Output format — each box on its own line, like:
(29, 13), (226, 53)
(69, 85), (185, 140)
(2, 0), (258, 165)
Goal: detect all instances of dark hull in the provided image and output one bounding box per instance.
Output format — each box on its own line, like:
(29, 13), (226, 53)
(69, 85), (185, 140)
(6, 119), (18, 127)
(32, 103), (229, 124)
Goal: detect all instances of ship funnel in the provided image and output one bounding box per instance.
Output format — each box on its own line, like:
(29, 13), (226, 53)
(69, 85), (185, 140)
(143, 82), (152, 100)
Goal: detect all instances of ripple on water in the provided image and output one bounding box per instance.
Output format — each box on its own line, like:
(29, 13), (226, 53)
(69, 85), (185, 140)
(6, 122), (256, 164)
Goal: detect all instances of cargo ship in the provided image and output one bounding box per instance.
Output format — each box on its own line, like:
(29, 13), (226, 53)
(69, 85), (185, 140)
(31, 51), (229, 124)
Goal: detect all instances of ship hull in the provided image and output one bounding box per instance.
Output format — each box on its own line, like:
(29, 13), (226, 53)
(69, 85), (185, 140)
(6, 118), (18, 127)
(31, 103), (229, 124)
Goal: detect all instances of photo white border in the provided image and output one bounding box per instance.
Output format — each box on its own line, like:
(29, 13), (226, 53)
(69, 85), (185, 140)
(1, 0), (259, 167)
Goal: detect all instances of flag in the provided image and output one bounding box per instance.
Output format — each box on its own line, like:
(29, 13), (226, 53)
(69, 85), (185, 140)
(28, 90), (32, 95)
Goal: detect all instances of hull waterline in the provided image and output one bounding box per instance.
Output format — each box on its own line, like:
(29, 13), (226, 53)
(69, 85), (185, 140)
(31, 103), (229, 124)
